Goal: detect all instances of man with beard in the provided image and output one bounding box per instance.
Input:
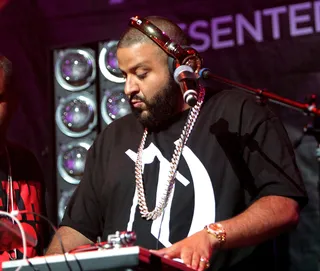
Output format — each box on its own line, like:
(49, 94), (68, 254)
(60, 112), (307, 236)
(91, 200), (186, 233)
(46, 16), (307, 271)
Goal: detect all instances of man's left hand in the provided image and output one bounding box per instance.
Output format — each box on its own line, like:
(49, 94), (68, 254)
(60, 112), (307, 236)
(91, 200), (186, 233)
(150, 229), (218, 271)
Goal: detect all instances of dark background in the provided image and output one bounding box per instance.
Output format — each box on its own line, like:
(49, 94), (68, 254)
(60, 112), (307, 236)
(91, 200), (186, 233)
(0, 0), (319, 270)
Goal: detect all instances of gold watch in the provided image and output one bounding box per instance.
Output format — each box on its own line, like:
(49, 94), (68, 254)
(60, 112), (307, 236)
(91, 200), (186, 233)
(204, 223), (226, 248)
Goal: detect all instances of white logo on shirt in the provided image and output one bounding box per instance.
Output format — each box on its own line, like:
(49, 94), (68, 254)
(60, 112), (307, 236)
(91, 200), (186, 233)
(125, 140), (215, 247)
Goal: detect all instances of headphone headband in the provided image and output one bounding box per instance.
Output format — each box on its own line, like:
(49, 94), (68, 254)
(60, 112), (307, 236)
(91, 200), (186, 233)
(129, 16), (202, 73)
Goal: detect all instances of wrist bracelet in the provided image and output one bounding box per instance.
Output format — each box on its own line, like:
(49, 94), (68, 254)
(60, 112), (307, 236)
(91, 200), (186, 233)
(204, 223), (226, 248)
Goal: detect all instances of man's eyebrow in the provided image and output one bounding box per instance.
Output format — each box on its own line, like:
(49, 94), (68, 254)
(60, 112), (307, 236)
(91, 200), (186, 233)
(124, 62), (150, 73)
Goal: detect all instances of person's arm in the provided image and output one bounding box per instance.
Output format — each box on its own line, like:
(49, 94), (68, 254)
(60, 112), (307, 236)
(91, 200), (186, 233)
(152, 195), (299, 271)
(155, 99), (306, 270)
(45, 226), (93, 255)
(214, 195), (299, 249)
(46, 134), (107, 255)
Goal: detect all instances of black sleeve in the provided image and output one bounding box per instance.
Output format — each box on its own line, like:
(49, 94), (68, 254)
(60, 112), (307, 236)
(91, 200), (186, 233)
(243, 113), (308, 207)
(60, 139), (104, 242)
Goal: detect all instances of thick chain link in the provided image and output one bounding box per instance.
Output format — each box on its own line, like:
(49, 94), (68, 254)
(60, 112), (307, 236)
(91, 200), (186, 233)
(135, 87), (206, 220)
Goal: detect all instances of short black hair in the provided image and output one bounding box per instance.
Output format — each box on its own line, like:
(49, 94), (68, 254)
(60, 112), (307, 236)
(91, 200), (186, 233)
(118, 15), (188, 49)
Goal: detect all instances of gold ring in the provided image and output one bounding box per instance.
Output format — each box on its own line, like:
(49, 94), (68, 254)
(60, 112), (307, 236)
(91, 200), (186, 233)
(200, 257), (208, 262)
(200, 257), (210, 268)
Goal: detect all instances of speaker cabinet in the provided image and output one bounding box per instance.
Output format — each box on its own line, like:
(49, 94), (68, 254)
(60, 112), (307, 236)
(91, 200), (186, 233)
(52, 46), (98, 223)
(98, 40), (131, 130)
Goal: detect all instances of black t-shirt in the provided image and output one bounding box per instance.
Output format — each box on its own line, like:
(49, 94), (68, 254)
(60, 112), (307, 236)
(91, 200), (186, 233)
(0, 142), (47, 261)
(61, 88), (307, 270)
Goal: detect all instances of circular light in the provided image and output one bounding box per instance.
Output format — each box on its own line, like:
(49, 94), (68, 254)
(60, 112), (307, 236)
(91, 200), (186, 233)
(55, 93), (97, 137)
(57, 141), (92, 184)
(101, 87), (131, 124)
(55, 49), (96, 91)
(99, 40), (125, 83)
(58, 187), (76, 222)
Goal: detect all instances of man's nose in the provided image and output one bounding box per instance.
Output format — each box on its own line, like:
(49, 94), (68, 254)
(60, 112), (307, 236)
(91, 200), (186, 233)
(124, 76), (139, 97)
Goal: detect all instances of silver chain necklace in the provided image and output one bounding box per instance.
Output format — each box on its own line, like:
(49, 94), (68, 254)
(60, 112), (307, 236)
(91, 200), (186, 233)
(135, 87), (206, 220)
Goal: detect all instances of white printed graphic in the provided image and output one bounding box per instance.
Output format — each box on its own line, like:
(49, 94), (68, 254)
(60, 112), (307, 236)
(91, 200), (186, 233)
(125, 140), (215, 247)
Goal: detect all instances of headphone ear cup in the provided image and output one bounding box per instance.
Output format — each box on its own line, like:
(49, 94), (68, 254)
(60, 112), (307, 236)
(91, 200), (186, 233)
(167, 56), (176, 76)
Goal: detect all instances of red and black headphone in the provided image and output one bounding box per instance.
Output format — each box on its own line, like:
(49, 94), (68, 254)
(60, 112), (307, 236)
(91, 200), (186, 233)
(129, 16), (203, 75)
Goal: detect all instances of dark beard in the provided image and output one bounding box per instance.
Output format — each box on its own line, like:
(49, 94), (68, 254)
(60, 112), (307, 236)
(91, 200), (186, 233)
(130, 76), (182, 131)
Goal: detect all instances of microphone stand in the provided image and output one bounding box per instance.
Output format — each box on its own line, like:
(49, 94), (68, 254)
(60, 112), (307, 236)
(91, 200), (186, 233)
(199, 68), (320, 226)
(199, 68), (320, 116)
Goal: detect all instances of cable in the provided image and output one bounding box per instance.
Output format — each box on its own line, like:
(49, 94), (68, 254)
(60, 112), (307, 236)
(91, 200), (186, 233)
(0, 210), (27, 271)
(5, 145), (18, 262)
(43, 256), (53, 271)
(25, 259), (38, 271)
(71, 254), (84, 271)
(18, 210), (76, 271)
(9, 211), (40, 271)
(156, 206), (167, 250)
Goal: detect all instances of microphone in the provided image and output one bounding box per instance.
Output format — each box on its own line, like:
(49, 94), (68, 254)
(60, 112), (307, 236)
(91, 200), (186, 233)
(174, 65), (198, 107)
